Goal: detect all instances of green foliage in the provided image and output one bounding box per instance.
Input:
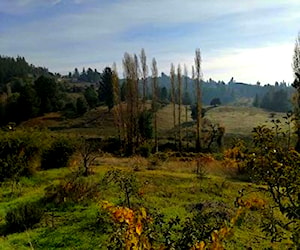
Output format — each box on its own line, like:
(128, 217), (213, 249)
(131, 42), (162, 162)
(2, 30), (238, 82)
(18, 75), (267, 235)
(5, 200), (44, 233)
(244, 122), (300, 246)
(0, 56), (36, 85)
(103, 169), (139, 208)
(246, 125), (300, 219)
(18, 84), (40, 120)
(76, 96), (88, 115)
(138, 142), (153, 158)
(138, 110), (153, 141)
(99, 67), (114, 111)
(41, 137), (75, 170)
(210, 97), (221, 107)
(260, 89), (291, 112)
(77, 137), (102, 176)
(0, 129), (45, 182)
(84, 86), (98, 109)
(253, 94), (260, 107)
(63, 101), (77, 118)
(34, 75), (61, 114)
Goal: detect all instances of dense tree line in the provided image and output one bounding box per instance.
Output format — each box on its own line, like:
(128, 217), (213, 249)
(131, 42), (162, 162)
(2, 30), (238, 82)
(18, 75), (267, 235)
(69, 67), (101, 83)
(0, 56), (49, 89)
(253, 86), (292, 112)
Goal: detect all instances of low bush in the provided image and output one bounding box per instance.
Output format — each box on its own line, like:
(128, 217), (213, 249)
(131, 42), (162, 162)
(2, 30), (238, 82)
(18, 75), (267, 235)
(138, 142), (152, 158)
(0, 129), (47, 182)
(5, 200), (44, 233)
(44, 173), (100, 205)
(41, 137), (76, 169)
(101, 137), (121, 155)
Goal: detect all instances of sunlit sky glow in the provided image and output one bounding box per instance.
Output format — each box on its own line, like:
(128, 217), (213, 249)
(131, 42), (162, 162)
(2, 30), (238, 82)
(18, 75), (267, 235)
(1, 0), (300, 84)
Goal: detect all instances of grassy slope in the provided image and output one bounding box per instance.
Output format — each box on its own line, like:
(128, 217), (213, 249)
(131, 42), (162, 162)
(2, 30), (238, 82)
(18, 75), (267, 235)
(20, 104), (287, 139)
(205, 106), (287, 135)
(5, 105), (292, 248)
(0, 157), (292, 249)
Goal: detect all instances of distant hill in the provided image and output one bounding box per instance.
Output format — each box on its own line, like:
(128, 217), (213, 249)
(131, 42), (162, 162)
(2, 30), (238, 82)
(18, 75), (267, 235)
(0, 55), (50, 90)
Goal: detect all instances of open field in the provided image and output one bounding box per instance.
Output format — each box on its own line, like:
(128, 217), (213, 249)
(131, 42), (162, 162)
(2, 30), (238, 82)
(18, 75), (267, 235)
(20, 105), (289, 140)
(0, 156), (292, 249)
(205, 106), (288, 135)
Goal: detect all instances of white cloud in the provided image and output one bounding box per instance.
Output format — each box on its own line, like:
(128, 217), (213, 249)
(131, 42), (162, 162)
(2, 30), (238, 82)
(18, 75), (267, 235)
(203, 43), (295, 84)
(0, 0), (299, 83)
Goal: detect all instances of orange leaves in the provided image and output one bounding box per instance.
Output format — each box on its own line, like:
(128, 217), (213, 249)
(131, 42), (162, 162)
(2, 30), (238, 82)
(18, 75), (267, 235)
(191, 241), (206, 250)
(101, 201), (150, 249)
(235, 196), (266, 210)
(135, 219), (142, 235)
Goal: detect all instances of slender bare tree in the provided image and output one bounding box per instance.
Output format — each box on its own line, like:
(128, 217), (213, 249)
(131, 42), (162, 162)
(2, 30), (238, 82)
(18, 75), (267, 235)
(123, 53), (140, 154)
(292, 33), (300, 151)
(152, 58), (159, 152)
(111, 63), (122, 143)
(140, 48), (148, 106)
(170, 63), (176, 146)
(134, 54), (141, 147)
(195, 49), (202, 152)
(184, 64), (189, 149)
(177, 64), (182, 151)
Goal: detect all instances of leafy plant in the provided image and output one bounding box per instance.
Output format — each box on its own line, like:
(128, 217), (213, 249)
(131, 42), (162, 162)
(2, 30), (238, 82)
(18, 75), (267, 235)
(77, 137), (102, 176)
(0, 129), (45, 182)
(41, 137), (76, 170)
(102, 169), (140, 208)
(5, 200), (44, 233)
(245, 125), (300, 246)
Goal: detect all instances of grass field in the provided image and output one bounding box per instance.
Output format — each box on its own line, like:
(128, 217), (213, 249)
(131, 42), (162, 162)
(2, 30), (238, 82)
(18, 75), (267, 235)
(205, 106), (287, 135)
(0, 155), (292, 249)
(20, 104), (289, 140)
(1, 104), (296, 249)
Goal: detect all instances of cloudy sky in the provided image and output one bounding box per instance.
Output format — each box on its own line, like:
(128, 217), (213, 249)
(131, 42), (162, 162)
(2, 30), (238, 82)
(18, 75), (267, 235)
(1, 0), (300, 84)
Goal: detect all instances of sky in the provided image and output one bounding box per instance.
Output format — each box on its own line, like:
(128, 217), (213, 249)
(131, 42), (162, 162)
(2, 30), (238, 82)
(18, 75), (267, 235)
(1, 0), (300, 84)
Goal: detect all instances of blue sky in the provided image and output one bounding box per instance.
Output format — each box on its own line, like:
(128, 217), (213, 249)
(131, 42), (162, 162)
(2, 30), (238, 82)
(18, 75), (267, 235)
(1, 0), (300, 84)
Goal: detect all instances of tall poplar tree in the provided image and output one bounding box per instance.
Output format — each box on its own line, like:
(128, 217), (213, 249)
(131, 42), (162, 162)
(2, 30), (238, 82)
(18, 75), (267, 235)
(140, 49), (148, 106)
(152, 58), (159, 152)
(292, 33), (300, 151)
(195, 49), (202, 152)
(177, 64), (182, 151)
(123, 53), (140, 154)
(184, 65), (189, 149)
(170, 63), (176, 146)
(111, 63), (123, 146)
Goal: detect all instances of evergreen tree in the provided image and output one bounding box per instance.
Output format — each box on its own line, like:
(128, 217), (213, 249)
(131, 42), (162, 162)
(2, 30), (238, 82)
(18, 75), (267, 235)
(84, 86), (98, 109)
(34, 75), (60, 114)
(76, 96), (88, 115)
(18, 84), (40, 120)
(253, 94), (260, 107)
(99, 67), (114, 111)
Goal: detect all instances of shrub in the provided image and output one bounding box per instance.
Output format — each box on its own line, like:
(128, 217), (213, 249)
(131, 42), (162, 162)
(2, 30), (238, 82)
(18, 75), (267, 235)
(41, 138), (75, 169)
(101, 137), (121, 154)
(5, 201), (44, 233)
(44, 173), (100, 205)
(102, 169), (139, 207)
(138, 143), (152, 158)
(0, 129), (46, 182)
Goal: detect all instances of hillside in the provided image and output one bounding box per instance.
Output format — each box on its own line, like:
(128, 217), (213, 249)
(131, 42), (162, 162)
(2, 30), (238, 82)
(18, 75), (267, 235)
(205, 106), (287, 135)
(20, 104), (288, 139)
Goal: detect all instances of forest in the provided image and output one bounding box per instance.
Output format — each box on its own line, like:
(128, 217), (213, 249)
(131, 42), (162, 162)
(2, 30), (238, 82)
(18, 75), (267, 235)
(0, 36), (300, 249)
